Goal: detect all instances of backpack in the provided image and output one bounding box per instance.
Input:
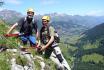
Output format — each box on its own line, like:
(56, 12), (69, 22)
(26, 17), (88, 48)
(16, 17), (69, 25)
(40, 26), (60, 43)
(54, 31), (60, 43)
(20, 17), (37, 34)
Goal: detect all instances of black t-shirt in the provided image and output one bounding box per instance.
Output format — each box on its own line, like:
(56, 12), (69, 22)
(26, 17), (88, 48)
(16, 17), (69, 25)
(18, 17), (38, 35)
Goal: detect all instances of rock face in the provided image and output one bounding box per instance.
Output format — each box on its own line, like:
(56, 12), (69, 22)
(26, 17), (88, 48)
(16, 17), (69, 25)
(11, 58), (24, 70)
(9, 50), (34, 70)
(7, 49), (46, 70)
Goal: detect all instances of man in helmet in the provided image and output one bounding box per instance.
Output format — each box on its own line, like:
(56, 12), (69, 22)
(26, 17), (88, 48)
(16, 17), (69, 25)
(7, 8), (39, 47)
(39, 16), (71, 70)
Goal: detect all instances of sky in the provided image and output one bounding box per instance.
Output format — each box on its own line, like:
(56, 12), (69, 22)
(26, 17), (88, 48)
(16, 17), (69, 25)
(0, 0), (104, 16)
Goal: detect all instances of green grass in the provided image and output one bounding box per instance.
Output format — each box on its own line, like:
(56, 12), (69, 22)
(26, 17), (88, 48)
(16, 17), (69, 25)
(83, 40), (100, 50)
(81, 53), (104, 64)
(73, 62), (104, 70)
(44, 58), (56, 70)
(0, 52), (11, 70)
(0, 23), (18, 48)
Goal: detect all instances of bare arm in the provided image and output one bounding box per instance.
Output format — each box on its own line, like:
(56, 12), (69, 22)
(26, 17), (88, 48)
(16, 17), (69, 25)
(45, 36), (54, 48)
(36, 29), (39, 39)
(7, 23), (18, 34)
(41, 36), (54, 51)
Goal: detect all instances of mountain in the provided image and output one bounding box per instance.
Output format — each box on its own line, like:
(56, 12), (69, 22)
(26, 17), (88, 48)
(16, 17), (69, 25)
(36, 13), (104, 37)
(0, 9), (23, 24)
(76, 23), (104, 47)
(71, 23), (104, 70)
(1, 9), (104, 70)
(39, 13), (104, 28)
(75, 22), (104, 57)
(1, 10), (104, 36)
(78, 23), (104, 55)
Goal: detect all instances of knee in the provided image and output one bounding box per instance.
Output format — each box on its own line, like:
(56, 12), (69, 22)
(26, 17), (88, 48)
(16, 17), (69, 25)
(56, 54), (64, 63)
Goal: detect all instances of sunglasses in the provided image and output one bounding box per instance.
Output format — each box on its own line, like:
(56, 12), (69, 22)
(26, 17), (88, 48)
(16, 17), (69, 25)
(27, 12), (34, 14)
(42, 20), (47, 22)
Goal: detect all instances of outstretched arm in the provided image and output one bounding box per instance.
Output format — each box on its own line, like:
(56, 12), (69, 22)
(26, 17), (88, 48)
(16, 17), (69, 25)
(7, 23), (18, 34)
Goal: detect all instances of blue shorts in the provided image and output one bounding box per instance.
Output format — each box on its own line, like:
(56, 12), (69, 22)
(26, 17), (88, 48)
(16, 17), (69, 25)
(20, 35), (36, 46)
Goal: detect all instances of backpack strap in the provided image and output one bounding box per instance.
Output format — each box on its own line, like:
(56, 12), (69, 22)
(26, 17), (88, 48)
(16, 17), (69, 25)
(40, 25), (50, 38)
(20, 17), (26, 33)
(47, 26), (60, 43)
(47, 25), (50, 37)
(32, 17), (38, 33)
(40, 26), (45, 43)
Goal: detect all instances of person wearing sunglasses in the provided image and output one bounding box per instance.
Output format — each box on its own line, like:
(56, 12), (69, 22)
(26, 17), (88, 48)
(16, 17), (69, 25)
(7, 8), (39, 47)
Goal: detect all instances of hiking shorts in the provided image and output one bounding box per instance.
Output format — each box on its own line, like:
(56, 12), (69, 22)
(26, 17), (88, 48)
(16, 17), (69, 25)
(20, 35), (36, 46)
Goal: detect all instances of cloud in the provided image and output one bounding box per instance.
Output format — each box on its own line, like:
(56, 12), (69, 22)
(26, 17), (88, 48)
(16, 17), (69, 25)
(5, 0), (22, 5)
(41, 0), (58, 5)
(86, 10), (104, 16)
(0, 7), (4, 11)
